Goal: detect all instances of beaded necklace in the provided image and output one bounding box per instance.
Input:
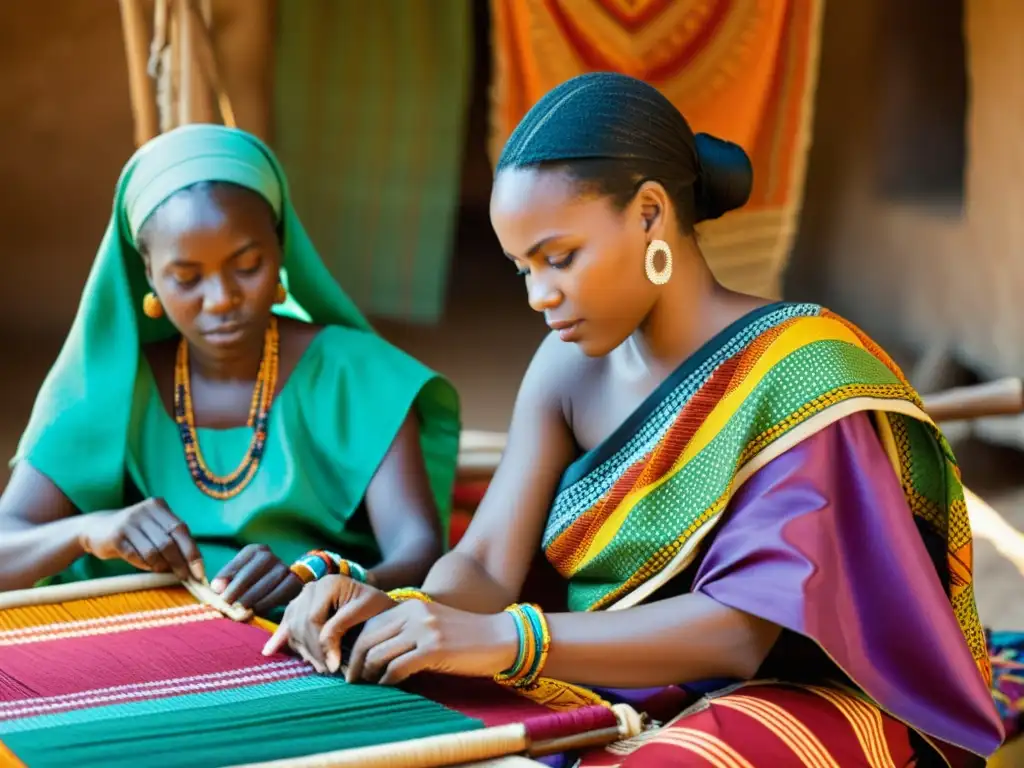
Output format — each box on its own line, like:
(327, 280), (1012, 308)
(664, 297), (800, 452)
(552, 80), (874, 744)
(173, 317), (280, 499)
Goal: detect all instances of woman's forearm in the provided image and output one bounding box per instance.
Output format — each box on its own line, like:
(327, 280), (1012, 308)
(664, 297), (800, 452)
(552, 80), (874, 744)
(0, 516), (89, 591)
(420, 551), (516, 614)
(366, 534), (442, 592)
(538, 593), (782, 688)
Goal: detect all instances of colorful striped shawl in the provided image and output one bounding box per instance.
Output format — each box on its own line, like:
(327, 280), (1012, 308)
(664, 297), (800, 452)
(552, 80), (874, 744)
(542, 302), (990, 686)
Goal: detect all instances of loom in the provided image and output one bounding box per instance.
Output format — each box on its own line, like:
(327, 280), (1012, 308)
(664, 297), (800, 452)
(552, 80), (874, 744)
(0, 574), (643, 768)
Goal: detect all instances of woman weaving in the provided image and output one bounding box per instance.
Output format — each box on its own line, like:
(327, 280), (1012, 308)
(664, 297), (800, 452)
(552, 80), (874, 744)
(0, 125), (460, 616)
(269, 74), (1005, 766)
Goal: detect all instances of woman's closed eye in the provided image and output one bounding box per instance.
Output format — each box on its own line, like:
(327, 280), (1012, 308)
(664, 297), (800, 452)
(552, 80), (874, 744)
(549, 249), (577, 270)
(513, 249), (577, 277)
(235, 253), (263, 275)
(170, 271), (200, 289)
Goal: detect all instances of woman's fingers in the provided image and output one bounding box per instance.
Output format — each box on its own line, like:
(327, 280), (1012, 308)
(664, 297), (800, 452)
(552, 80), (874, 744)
(378, 649), (427, 687)
(114, 535), (150, 572)
(262, 608), (326, 672)
(320, 597), (391, 674)
(359, 634), (418, 683)
(265, 582), (336, 667)
(219, 547), (271, 604)
(231, 564), (287, 609)
(262, 623), (291, 656)
(344, 612), (405, 682)
(138, 516), (191, 582)
(298, 645), (327, 675)
(146, 500), (204, 581)
(122, 527), (170, 573)
(252, 571), (304, 616)
(210, 549), (247, 594)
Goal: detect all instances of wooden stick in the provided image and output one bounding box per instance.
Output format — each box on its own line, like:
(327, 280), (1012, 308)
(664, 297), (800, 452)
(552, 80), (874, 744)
(118, 0), (159, 146)
(235, 723), (528, 768)
(229, 704), (643, 768)
(0, 572), (251, 622)
(964, 486), (1024, 574)
(176, 0), (194, 125)
(0, 573), (178, 610)
(922, 377), (1024, 423)
(187, 0), (237, 127)
(183, 578), (252, 622)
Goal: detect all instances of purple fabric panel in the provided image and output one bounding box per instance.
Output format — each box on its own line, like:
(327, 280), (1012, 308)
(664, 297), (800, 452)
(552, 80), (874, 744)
(692, 412), (1004, 759)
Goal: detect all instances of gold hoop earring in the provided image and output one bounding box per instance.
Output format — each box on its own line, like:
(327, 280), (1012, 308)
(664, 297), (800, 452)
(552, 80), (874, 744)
(274, 283), (287, 305)
(142, 292), (164, 319)
(645, 239), (673, 285)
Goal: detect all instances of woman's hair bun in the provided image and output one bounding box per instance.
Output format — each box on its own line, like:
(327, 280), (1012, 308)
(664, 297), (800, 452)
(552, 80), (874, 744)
(693, 133), (753, 223)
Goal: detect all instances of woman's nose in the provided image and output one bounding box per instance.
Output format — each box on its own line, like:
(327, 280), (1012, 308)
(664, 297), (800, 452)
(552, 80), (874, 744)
(527, 276), (562, 313)
(203, 276), (238, 315)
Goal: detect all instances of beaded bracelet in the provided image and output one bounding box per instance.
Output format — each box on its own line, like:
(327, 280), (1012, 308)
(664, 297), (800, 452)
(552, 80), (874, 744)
(387, 588), (433, 604)
(289, 550), (369, 585)
(494, 602), (550, 689)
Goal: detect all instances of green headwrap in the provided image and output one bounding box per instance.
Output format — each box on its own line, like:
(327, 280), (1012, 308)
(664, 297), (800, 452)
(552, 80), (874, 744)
(13, 124), (460, 527)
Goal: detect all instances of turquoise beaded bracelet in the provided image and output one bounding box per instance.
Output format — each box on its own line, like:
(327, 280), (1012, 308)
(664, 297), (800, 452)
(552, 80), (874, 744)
(289, 550), (369, 585)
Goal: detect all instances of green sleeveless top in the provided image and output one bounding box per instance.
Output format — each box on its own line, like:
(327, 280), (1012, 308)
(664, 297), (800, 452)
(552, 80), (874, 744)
(51, 324), (459, 584)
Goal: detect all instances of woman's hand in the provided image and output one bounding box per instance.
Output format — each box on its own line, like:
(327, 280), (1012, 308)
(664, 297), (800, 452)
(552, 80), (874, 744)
(345, 601), (519, 686)
(78, 497), (204, 583)
(211, 544), (303, 615)
(262, 575), (395, 673)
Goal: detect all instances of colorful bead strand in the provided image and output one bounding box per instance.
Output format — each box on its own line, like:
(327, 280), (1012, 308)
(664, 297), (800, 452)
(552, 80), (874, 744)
(174, 316), (279, 499)
(289, 550), (370, 585)
(387, 588), (433, 604)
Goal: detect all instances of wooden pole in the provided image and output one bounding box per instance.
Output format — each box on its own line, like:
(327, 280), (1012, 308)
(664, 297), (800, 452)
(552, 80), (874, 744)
(168, 0), (182, 130)
(922, 377), (1024, 423)
(118, 0), (159, 146)
(189, 0), (236, 127)
(177, 0), (194, 125)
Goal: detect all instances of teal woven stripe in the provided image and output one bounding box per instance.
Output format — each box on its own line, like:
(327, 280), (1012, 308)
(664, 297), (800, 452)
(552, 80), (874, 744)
(273, 1), (472, 323)
(1, 676), (481, 767)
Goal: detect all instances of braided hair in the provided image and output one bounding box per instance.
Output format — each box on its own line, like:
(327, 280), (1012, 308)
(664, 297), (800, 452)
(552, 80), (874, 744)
(496, 72), (752, 233)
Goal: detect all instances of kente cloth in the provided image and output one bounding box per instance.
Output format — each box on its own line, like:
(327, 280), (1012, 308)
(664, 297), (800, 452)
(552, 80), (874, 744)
(488, 0), (823, 299)
(273, 0), (472, 324)
(575, 683), (921, 768)
(0, 586), (616, 768)
(11, 124), (462, 584)
(534, 302), (1005, 764)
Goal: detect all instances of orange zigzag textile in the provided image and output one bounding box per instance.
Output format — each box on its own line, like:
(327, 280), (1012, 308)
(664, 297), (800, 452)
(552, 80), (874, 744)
(488, 0), (824, 299)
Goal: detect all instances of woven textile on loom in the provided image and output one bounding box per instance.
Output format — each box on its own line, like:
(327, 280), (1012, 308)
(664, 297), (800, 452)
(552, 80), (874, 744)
(488, 0), (824, 299)
(0, 577), (636, 768)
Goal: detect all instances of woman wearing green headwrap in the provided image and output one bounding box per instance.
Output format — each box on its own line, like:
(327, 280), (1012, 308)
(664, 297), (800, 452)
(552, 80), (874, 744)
(0, 124), (461, 616)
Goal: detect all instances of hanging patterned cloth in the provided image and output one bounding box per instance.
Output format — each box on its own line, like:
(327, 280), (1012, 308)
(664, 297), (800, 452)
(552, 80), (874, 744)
(488, 0), (824, 299)
(273, 1), (473, 324)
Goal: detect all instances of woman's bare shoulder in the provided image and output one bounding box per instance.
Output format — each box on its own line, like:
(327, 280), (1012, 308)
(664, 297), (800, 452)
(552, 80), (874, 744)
(522, 331), (606, 417)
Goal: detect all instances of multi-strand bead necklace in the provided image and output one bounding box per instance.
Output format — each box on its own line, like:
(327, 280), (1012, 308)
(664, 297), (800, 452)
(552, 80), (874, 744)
(173, 317), (279, 499)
